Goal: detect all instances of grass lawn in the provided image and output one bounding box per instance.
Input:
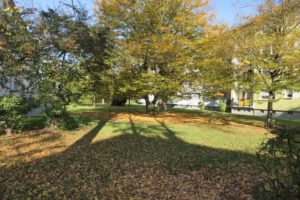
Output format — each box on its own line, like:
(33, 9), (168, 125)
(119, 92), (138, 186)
(0, 105), (272, 199)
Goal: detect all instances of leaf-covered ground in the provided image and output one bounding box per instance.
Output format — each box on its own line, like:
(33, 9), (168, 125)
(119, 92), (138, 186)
(0, 108), (269, 199)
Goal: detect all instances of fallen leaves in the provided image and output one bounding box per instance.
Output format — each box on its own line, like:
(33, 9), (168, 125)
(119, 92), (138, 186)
(0, 112), (266, 199)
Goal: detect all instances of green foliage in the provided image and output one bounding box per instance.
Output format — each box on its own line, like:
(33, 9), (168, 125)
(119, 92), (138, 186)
(198, 102), (205, 111)
(0, 96), (26, 132)
(43, 99), (78, 130)
(98, 0), (211, 110)
(21, 116), (48, 131)
(218, 102), (226, 112)
(58, 112), (79, 130)
(257, 126), (300, 199)
(233, 0), (300, 127)
(23, 97), (38, 113)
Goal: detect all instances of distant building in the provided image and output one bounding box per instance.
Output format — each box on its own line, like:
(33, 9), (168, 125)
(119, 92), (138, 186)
(0, 0), (33, 98)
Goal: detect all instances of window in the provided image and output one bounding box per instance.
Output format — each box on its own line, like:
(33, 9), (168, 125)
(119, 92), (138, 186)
(260, 92), (269, 100)
(260, 92), (275, 100)
(11, 80), (21, 92)
(285, 90), (293, 99)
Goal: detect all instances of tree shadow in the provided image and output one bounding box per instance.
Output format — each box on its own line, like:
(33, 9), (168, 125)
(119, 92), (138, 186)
(0, 114), (263, 199)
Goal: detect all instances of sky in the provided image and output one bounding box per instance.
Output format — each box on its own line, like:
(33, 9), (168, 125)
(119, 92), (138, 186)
(212, 0), (259, 26)
(16, 0), (258, 26)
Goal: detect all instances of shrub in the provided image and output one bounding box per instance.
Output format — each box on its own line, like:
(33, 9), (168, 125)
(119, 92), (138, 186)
(257, 126), (300, 199)
(58, 112), (79, 130)
(44, 100), (66, 127)
(24, 97), (38, 113)
(0, 96), (26, 132)
(42, 98), (79, 130)
(198, 102), (205, 111)
(218, 102), (226, 112)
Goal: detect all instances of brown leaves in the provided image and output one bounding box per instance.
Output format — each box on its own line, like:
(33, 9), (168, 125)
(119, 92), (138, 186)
(0, 112), (266, 199)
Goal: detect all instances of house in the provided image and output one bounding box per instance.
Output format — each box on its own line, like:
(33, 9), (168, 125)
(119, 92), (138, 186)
(0, 78), (22, 97)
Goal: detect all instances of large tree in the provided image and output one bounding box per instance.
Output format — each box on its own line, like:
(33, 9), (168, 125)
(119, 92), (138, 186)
(33, 6), (112, 125)
(1, 1), (113, 126)
(234, 0), (300, 128)
(0, 0), (39, 96)
(97, 0), (211, 112)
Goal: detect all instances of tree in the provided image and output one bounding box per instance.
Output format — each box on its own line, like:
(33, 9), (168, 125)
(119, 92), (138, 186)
(31, 5), (112, 126)
(234, 0), (300, 128)
(0, 0), (15, 8)
(192, 24), (235, 108)
(0, 1), (39, 96)
(97, 0), (211, 112)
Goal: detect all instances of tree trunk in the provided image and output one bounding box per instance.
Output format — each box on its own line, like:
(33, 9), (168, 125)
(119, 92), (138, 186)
(93, 94), (96, 107)
(266, 91), (274, 129)
(225, 92), (232, 113)
(128, 98), (131, 107)
(159, 99), (168, 113)
(163, 101), (167, 112)
(144, 95), (150, 113)
(144, 95), (157, 114)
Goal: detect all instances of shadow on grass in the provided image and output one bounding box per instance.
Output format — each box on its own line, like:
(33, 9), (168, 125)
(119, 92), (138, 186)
(0, 114), (262, 199)
(21, 116), (48, 131)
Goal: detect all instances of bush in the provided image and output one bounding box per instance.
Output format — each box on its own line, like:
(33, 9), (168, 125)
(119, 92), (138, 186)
(0, 96), (26, 132)
(58, 112), (79, 130)
(198, 102), (205, 111)
(218, 102), (226, 112)
(257, 126), (300, 199)
(42, 99), (79, 130)
(23, 97), (38, 113)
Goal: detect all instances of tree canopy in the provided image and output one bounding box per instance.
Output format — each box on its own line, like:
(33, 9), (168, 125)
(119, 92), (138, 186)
(97, 0), (213, 111)
(232, 0), (300, 127)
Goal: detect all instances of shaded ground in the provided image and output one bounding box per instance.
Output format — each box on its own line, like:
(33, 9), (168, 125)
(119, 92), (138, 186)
(0, 108), (269, 200)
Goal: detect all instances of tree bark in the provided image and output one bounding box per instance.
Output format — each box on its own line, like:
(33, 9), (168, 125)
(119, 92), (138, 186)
(93, 94), (96, 107)
(266, 91), (274, 129)
(225, 92), (232, 113)
(162, 101), (168, 112)
(144, 95), (157, 114)
(144, 95), (150, 113)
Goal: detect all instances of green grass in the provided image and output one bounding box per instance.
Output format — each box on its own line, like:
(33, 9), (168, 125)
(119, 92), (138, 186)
(68, 103), (146, 113)
(0, 104), (271, 199)
(254, 98), (300, 111)
(21, 116), (48, 131)
(66, 104), (268, 166)
(68, 104), (300, 127)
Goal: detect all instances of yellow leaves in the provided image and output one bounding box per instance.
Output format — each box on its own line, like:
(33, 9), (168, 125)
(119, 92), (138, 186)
(3, 7), (12, 12)
(3, 6), (20, 13)
(241, 60), (251, 66)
